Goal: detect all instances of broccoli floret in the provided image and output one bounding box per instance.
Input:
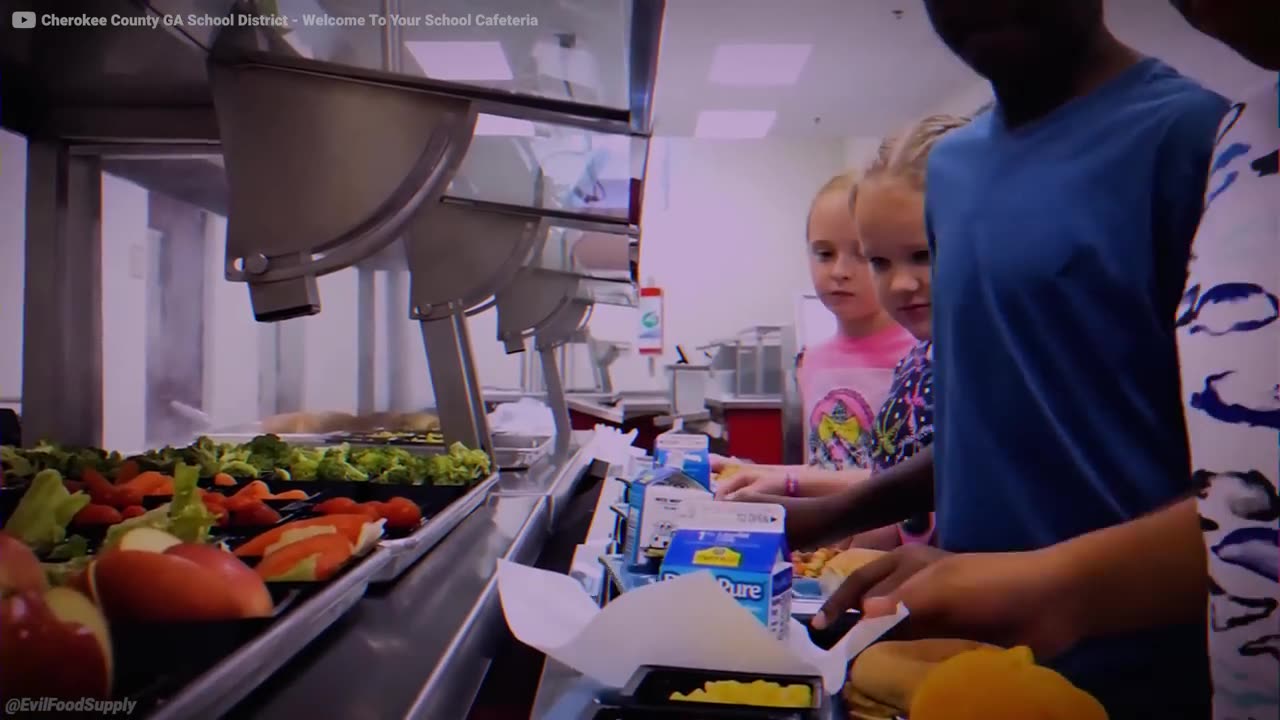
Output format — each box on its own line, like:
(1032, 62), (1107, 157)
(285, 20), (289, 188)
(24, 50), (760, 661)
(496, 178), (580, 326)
(288, 450), (319, 482)
(220, 460), (261, 479)
(181, 437), (224, 477)
(245, 434), (291, 472)
(351, 449), (394, 478)
(426, 453), (474, 486)
(1, 446), (34, 478)
(316, 452), (369, 483)
(379, 465), (416, 485)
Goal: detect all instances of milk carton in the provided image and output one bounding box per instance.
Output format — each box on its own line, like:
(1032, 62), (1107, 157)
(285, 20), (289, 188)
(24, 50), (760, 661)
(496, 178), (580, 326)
(622, 466), (711, 573)
(659, 501), (792, 640)
(653, 432), (712, 490)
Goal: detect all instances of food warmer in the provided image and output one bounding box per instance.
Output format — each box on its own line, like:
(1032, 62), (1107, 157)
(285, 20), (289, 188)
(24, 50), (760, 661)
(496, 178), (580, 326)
(0, 0), (663, 717)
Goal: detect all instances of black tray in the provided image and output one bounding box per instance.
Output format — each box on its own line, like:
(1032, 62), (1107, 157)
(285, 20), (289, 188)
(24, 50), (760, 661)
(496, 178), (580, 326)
(281, 482), (469, 538)
(111, 586), (300, 709)
(611, 666), (823, 720)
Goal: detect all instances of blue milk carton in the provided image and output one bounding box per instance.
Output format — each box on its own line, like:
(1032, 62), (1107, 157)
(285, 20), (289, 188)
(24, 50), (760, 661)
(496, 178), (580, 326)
(660, 517), (793, 640)
(653, 432), (712, 490)
(622, 466), (711, 573)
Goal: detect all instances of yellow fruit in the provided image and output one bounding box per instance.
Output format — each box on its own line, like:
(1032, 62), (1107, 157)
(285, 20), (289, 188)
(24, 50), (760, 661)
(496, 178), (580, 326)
(910, 646), (1107, 720)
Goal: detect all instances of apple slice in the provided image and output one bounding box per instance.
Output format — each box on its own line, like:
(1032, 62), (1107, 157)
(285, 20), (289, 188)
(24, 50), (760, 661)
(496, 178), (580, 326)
(0, 531), (49, 593)
(45, 587), (113, 693)
(116, 527), (182, 553)
(90, 551), (243, 622)
(164, 544), (273, 618)
(0, 589), (112, 699)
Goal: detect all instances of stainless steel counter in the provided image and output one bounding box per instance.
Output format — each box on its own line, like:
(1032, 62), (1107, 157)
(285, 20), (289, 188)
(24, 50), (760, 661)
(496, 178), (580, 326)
(228, 489), (549, 719)
(566, 394), (671, 424)
(706, 394), (782, 411)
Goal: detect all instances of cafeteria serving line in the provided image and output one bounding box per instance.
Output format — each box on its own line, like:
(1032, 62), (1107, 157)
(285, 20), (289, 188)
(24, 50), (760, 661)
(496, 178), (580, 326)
(1, 1), (1273, 719)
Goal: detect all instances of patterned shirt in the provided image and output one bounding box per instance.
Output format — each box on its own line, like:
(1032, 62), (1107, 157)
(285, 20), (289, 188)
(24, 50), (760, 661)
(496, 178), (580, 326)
(1177, 82), (1279, 720)
(869, 341), (935, 543)
(798, 325), (916, 470)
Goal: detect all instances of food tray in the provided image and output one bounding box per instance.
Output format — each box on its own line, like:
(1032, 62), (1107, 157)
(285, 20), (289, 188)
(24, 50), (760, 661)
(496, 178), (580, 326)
(611, 665), (823, 720)
(370, 472), (501, 583)
(112, 587), (302, 704)
(143, 547), (390, 720)
(201, 432), (331, 446)
(324, 431), (444, 450)
(491, 432), (554, 470)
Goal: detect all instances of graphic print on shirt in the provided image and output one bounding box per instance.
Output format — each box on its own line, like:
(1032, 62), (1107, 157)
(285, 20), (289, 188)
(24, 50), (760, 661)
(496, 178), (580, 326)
(869, 341), (936, 544)
(807, 388), (876, 470)
(869, 342), (934, 471)
(1176, 90), (1280, 720)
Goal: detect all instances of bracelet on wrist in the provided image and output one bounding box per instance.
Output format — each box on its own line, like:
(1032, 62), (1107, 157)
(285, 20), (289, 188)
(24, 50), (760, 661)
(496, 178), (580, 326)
(784, 471), (800, 497)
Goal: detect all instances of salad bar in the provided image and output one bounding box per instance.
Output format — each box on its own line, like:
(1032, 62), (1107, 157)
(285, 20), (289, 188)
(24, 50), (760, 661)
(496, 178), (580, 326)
(0, 431), (541, 719)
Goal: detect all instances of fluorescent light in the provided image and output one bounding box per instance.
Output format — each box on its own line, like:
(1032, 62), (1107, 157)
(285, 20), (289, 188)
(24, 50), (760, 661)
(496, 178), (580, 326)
(404, 41), (513, 81)
(694, 110), (776, 139)
(708, 43), (812, 86)
(474, 114), (536, 136)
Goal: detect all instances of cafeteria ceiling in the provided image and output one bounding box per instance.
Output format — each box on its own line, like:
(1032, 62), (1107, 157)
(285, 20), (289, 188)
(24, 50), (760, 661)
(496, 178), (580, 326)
(649, 0), (1275, 138)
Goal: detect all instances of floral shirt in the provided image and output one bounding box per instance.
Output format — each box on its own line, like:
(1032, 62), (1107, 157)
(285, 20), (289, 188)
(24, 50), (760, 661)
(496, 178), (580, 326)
(1176, 82), (1279, 720)
(869, 341), (935, 543)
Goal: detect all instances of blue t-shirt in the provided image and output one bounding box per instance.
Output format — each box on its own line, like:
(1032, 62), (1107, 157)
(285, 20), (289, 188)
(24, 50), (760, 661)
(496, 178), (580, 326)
(927, 58), (1228, 717)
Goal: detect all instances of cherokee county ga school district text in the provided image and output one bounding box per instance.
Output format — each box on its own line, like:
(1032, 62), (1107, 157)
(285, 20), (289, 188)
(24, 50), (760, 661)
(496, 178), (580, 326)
(19, 11), (539, 30)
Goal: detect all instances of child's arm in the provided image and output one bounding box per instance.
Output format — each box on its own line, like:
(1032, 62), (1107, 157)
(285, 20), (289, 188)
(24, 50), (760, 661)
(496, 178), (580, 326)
(852, 498), (1206, 656)
(1052, 497), (1206, 639)
(750, 447), (935, 549)
(715, 465), (870, 499)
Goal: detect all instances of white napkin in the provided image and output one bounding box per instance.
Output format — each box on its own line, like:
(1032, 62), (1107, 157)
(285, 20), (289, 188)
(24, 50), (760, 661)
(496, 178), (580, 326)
(496, 559), (909, 693)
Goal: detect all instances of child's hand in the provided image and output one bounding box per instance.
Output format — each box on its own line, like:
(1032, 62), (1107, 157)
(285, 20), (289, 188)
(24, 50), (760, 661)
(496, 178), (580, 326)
(841, 548), (1082, 662)
(714, 467), (787, 499)
(709, 453), (734, 472)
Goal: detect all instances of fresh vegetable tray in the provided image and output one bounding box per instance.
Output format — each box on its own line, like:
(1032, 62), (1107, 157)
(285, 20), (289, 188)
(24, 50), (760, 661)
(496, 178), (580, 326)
(0, 433), (496, 717)
(369, 471), (501, 582)
(144, 548), (389, 720)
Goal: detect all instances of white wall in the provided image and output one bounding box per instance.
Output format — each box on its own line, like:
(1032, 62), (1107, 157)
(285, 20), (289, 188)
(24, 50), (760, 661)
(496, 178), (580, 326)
(844, 137), (882, 170)
(201, 214), (261, 429)
(99, 175), (149, 452)
(627, 137), (845, 381)
(0, 130), (25, 411)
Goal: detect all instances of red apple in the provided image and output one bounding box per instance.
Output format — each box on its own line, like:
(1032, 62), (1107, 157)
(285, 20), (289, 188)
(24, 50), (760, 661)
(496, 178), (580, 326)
(89, 550), (243, 623)
(0, 531), (49, 594)
(0, 588), (112, 699)
(164, 544), (273, 618)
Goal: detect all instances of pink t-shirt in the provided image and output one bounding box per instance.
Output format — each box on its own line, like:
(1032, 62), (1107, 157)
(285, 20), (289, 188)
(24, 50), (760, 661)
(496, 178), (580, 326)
(797, 324), (917, 470)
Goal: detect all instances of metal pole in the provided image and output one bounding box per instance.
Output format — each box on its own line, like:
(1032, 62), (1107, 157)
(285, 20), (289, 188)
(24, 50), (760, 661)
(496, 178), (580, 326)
(540, 346), (572, 458)
(420, 313), (492, 453)
(779, 325), (803, 465)
(384, 271), (411, 410)
(356, 268), (377, 413)
(21, 142), (104, 447)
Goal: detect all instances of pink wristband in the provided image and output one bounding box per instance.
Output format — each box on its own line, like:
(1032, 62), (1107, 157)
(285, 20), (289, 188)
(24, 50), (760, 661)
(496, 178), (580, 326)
(784, 472), (800, 497)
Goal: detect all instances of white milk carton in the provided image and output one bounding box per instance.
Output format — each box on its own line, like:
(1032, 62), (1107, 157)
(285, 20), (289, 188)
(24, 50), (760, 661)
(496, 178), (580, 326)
(659, 502), (792, 639)
(653, 432), (712, 490)
(622, 466), (711, 573)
